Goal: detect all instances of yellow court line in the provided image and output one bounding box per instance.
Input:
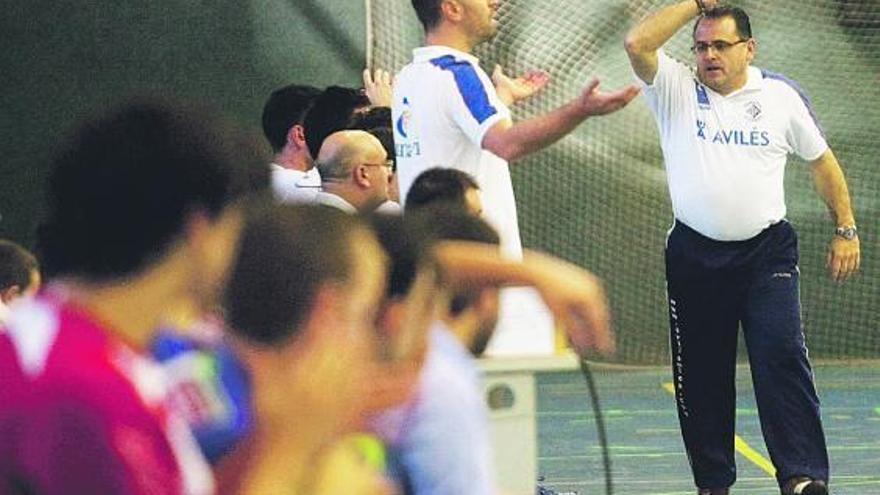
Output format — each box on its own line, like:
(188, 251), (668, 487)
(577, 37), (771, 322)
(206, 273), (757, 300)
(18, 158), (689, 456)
(661, 382), (777, 478)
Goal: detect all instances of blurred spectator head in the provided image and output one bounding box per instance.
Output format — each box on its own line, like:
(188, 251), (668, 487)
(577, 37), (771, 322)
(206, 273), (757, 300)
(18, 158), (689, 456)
(37, 98), (269, 300)
(405, 167), (482, 216)
(0, 240), (40, 304)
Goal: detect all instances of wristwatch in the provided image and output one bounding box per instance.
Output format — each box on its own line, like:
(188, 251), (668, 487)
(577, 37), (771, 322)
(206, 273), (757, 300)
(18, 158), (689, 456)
(834, 225), (858, 240)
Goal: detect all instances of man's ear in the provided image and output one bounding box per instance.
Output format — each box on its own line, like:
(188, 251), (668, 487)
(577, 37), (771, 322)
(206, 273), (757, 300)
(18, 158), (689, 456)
(287, 124), (308, 151)
(440, 0), (463, 23)
(180, 206), (244, 288)
(353, 164), (371, 188)
(181, 209), (213, 258)
(745, 38), (757, 63)
(300, 283), (343, 341)
(0, 285), (21, 304)
(231, 285), (342, 367)
(376, 300), (405, 344)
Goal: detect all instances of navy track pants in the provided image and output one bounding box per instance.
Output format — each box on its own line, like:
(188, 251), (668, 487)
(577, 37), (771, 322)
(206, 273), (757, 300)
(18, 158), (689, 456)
(665, 220), (829, 490)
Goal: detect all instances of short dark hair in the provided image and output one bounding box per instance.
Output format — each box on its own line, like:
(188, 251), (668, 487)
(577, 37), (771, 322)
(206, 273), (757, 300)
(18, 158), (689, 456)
(0, 240), (38, 291)
(350, 106), (392, 131)
(37, 98), (270, 281)
(304, 86), (371, 160)
(419, 207), (500, 246)
(225, 204), (361, 345)
(261, 84), (321, 153)
(415, 206), (500, 316)
(368, 213), (437, 299)
(368, 127), (395, 165)
(411, 0), (444, 31)
(349, 107), (395, 165)
(694, 6), (752, 39)
(404, 167), (479, 212)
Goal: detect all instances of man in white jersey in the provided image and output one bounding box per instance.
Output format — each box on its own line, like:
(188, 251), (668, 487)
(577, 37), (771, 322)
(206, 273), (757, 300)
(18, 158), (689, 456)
(624, 3), (860, 494)
(394, 0), (638, 354)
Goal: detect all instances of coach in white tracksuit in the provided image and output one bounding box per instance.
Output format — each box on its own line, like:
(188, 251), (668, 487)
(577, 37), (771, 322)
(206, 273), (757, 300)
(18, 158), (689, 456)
(625, 2), (860, 494)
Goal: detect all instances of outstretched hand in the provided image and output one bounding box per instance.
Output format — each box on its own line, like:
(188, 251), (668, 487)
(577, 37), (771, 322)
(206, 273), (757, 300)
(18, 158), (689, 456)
(363, 68), (394, 107)
(577, 78), (640, 117)
(492, 65), (550, 106)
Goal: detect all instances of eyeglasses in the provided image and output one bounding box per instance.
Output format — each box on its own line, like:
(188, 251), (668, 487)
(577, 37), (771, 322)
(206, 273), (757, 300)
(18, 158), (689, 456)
(691, 39), (749, 54)
(362, 160), (395, 172)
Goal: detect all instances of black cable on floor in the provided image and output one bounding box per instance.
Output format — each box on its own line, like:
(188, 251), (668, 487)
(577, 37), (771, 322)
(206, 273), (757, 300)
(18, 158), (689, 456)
(578, 357), (613, 495)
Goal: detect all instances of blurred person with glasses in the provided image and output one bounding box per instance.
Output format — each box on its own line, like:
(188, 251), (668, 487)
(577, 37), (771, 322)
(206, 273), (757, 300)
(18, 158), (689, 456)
(625, 2), (858, 495)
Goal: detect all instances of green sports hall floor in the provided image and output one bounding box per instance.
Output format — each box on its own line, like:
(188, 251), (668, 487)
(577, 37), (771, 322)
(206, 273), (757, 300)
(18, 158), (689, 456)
(535, 362), (880, 494)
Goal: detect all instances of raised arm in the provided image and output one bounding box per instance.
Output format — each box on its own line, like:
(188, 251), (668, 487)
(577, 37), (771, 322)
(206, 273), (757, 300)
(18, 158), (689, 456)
(481, 78), (639, 162)
(810, 149), (860, 281)
(433, 241), (614, 355)
(623, 0), (717, 84)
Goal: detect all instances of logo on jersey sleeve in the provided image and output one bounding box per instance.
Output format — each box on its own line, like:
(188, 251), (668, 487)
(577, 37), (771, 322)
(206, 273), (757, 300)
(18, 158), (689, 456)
(395, 96), (421, 158)
(396, 97), (411, 138)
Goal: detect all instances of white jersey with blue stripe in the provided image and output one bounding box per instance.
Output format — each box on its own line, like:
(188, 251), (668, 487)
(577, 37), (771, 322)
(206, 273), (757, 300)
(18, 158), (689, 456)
(638, 51), (829, 241)
(393, 45), (521, 258)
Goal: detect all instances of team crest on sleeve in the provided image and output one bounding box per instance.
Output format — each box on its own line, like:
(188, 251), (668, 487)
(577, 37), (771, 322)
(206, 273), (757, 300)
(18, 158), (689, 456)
(395, 96), (421, 158)
(396, 97), (411, 138)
